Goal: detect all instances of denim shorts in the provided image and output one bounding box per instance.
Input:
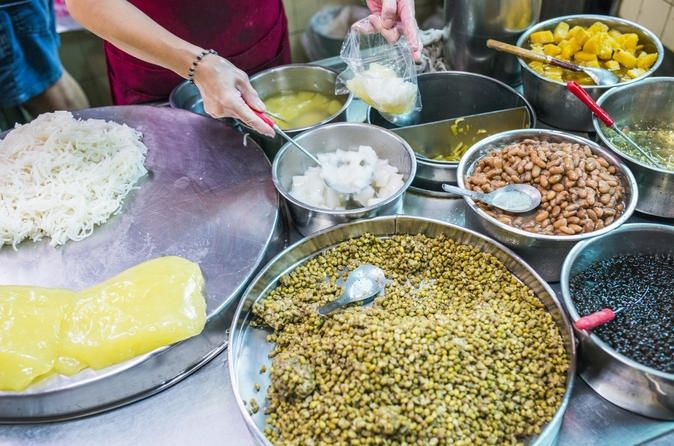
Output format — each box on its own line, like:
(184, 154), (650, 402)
(0, 0), (63, 108)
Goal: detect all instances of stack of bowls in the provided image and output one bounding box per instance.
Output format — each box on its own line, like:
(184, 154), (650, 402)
(517, 15), (663, 131)
(457, 129), (638, 282)
(594, 77), (674, 218)
(272, 123), (416, 236)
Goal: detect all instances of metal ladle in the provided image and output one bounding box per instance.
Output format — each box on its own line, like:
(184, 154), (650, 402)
(487, 39), (620, 86)
(253, 109), (374, 195)
(442, 183), (542, 213)
(317, 264), (386, 316)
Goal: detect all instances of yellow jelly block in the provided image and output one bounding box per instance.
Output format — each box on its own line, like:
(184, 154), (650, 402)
(528, 61), (546, 73)
(608, 29), (623, 40)
(559, 40), (576, 59)
(584, 60), (601, 68)
(531, 30), (554, 44)
(553, 22), (570, 42)
(637, 52), (658, 70)
(605, 60), (621, 71)
(0, 288), (75, 391)
(615, 50), (637, 68)
(618, 33), (639, 51)
(588, 22), (609, 34)
(627, 68), (646, 79)
(583, 35), (601, 54)
(543, 44), (561, 56)
(59, 256), (206, 370)
(574, 51), (597, 62)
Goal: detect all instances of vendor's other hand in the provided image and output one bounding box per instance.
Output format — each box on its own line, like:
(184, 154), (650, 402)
(359, 0), (421, 62)
(193, 55), (274, 137)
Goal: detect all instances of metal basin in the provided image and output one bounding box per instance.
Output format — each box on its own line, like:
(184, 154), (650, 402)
(272, 123), (416, 236)
(228, 215), (576, 446)
(457, 128), (638, 282)
(517, 15), (663, 131)
(594, 77), (674, 218)
(368, 71), (535, 191)
(561, 223), (674, 419)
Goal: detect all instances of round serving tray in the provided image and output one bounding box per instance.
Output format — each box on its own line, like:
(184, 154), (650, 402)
(229, 215), (577, 446)
(0, 106), (282, 422)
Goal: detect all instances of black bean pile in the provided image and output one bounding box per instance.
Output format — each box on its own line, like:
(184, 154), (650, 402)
(570, 253), (674, 373)
(253, 234), (569, 446)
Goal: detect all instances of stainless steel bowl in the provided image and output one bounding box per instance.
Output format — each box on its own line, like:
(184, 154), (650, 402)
(246, 64), (352, 159)
(229, 215), (576, 446)
(517, 15), (664, 131)
(169, 81), (207, 115)
(457, 129), (638, 282)
(560, 223), (674, 419)
(272, 123), (416, 236)
(368, 71), (535, 191)
(594, 77), (674, 218)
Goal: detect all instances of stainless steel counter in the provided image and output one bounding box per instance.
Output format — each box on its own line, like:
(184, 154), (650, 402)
(2, 193), (673, 446)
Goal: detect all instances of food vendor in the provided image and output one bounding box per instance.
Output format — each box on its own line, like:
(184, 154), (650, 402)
(65, 0), (421, 136)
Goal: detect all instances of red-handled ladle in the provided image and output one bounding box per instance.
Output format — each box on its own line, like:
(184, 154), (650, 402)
(574, 287), (649, 331)
(566, 81), (662, 168)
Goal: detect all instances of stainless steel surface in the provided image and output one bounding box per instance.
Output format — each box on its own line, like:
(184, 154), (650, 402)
(0, 106), (281, 421)
(272, 123), (416, 236)
(369, 72), (535, 191)
(594, 77), (674, 218)
(517, 15), (664, 131)
(169, 81), (206, 115)
(316, 263), (386, 316)
(229, 215), (576, 446)
(246, 64), (353, 160)
(443, 0), (542, 86)
(560, 223), (674, 419)
(1, 194), (673, 445)
(442, 183), (542, 213)
(456, 128), (638, 282)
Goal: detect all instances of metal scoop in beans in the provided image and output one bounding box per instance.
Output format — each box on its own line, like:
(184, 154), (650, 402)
(317, 264), (386, 316)
(443, 183), (542, 213)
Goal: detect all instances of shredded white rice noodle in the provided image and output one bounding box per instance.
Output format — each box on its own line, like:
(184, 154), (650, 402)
(0, 111), (148, 249)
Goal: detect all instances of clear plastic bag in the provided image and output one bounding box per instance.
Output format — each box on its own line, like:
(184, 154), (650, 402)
(336, 19), (422, 120)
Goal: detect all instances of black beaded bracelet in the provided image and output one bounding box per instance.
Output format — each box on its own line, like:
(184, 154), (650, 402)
(187, 49), (218, 83)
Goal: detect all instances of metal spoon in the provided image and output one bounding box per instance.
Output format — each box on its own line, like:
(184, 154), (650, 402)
(487, 39), (620, 86)
(566, 81), (663, 168)
(317, 264), (386, 316)
(575, 287), (650, 330)
(253, 109), (374, 195)
(442, 183), (542, 213)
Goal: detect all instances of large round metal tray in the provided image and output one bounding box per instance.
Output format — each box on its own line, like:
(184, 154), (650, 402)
(0, 106), (281, 422)
(228, 215), (576, 446)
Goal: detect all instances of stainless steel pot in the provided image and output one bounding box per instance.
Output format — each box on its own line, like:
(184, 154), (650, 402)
(368, 71), (535, 191)
(443, 0), (542, 86)
(457, 128), (638, 282)
(560, 223), (674, 420)
(272, 123), (416, 236)
(594, 77), (674, 218)
(229, 215), (576, 446)
(247, 64), (352, 160)
(517, 15), (664, 131)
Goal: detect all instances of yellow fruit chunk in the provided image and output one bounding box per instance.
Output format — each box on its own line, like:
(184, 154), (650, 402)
(531, 30), (554, 44)
(60, 256), (206, 370)
(637, 52), (658, 70)
(615, 50), (637, 68)
(627, 68), (646, 79)
(585, 60), (601, 68)
(608, 29), (623, 40)
(543, 44), (561, 56)
(553, 22), (570, 42)
(558, 40), (576, 60)
(588, 22), (609, 34)
(575, 51), (597, 62)
(0, 288), (75, 391)
(0, 256), (206, 391)
(583, 35), (601, 54)
(569, 26), (589, 45)
(605, 60), (621, 71)
(618, 33), (639, 51)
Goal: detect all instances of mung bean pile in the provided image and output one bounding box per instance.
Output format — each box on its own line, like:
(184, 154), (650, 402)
(253, 234), (569, 446)
(570, 253), (674, 373)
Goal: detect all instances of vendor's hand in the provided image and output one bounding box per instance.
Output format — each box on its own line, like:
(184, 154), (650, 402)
(359, 0), (422, 62)
(193, 55), (275, 137)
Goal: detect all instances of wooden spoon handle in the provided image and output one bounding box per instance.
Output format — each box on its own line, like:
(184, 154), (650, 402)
(486, 39), (581, 72)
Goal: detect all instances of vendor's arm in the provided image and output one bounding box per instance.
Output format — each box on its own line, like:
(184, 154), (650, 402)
(66, 0), (274, 136)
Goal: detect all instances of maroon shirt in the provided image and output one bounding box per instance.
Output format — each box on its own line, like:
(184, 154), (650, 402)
(104, 0), (290, 104)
